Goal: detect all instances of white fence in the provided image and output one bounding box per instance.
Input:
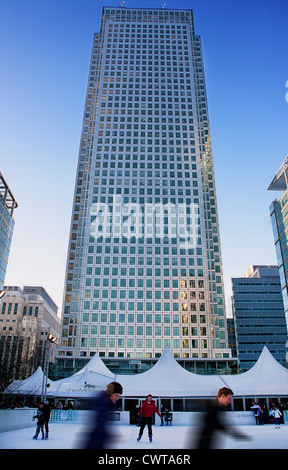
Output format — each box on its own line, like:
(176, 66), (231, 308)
(0, 408), (257, 432)
(0, 408), (37, 432)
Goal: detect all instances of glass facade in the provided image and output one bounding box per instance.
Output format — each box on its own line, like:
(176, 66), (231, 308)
(0, 173), (17, 290)
(232, 266), (287, 371)
(57, 7), (231, 375)
(269, 156), (288, 328)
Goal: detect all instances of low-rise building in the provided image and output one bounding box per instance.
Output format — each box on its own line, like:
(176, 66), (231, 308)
(0, 286), (61, 390)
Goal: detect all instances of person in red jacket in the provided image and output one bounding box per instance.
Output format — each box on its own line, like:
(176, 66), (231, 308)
(137, 394), (162, 443)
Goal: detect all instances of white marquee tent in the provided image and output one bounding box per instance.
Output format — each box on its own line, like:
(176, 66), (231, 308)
(2, 367), (53, 396)
(3, 346), (288, 400)
(220, 346), (288, 397)
(47, 353), (116, 398)
(115, 347), (226, 397)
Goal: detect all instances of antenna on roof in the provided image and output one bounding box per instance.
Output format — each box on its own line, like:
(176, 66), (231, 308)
(120, 1), (125, 6)
(162, 3), (167, 8)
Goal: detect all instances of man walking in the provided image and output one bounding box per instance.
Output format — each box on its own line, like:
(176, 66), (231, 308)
(137, 394), (162, 443)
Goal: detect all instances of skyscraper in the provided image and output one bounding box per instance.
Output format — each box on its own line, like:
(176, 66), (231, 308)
(268, 156), (288, 330)
(0, 172), (18, 291)
(56, 7), (231, 376)
(231, 265), (287, 371)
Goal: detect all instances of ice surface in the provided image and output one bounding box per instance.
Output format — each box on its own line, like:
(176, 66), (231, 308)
(0, 423), (288, 449)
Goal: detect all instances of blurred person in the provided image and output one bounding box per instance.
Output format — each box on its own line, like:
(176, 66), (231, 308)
(194, 387), (249, 449)
(137, 394), (162, 443)
(82, 381), (123, 449)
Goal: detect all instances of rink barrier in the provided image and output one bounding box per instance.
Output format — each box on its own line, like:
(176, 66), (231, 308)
(49, 409), (129, 424)
(0, 408), (36, 432)
(0, 409), (258, 432)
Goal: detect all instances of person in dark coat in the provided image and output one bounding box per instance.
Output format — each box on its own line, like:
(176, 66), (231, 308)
(32, 404), (45, 440)
(194, 387), (249, 449)
(82, 381), (123, 449)
(137, 394), (162, 443)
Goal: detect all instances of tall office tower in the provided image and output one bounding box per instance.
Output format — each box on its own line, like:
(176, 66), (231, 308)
(232, 265), (287, 370)
(0, 172), (18, 291)
(268, 156), (288, 330)
(57, 7), (231, 377)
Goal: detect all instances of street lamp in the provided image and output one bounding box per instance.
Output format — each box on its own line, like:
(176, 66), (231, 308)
(0, 290), (6, 299)
(41, 332), (57, 402)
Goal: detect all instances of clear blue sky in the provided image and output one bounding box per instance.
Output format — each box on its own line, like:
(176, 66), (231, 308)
(1, 0), (287, 316)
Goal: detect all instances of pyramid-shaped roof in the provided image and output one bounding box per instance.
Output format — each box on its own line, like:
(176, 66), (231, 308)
(47, 353), (115, 397)
(116, 347), (224, 397)
(3, 367), (53, 395)
(221, 346), (288, 396)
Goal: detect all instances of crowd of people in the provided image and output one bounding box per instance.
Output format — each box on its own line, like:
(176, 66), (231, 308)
(250, 401), (287, 427)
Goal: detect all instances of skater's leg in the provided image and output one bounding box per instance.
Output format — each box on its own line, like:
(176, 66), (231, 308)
(138, 417), (147, 440)
(44, 419), (49, 439)
(147, 417), (153, 439)
(33, 425), (40, 439)
(44, 419), (49, 434)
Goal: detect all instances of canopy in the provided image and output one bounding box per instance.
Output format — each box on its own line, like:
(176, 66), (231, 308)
(47, 353), (115, 397)
(2, 367), (53, 396)
(116, 347), (288, 398)
(116, 347), (225, 397)
(4, 346), (288, 399)
(221, 346), (288, 396)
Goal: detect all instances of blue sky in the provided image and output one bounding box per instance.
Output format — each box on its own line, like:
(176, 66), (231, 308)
(1, 0), (287, 316)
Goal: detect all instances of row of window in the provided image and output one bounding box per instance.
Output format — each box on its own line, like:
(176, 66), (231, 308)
(80, 337), (208, 349)
(86, 245), (201, 256)
(87, 257), (203, 266)
(1, 303), (39, 317)
(81, 301), (206, 313)
(80, 325), (209, 336)
(84, 289), (205, 301)
(79, 313), (209, 324)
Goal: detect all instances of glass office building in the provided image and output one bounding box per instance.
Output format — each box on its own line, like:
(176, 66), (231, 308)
(232, 265), (287, 371)
(0, 173), (18, 291)
(56, 7), (231, 376)
(269, 156), (288, 329)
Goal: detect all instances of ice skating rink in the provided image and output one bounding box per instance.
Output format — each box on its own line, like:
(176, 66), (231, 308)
(1, 423), (288, 449)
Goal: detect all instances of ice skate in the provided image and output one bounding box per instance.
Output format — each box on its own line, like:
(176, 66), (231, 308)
(44, 432), (49, 440)
(32, 434), (38, 440)
(149, 435), (152, 443)
(137, 435), (141, 442)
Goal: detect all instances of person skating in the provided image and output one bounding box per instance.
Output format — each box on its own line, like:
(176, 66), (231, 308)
(269, 405), (282, 428)
(137, 394), (162, 443)
(32, 405), (45, 440)
(194, 387), (249, 449)
(82, 381), (123, 449)
(38, 402), (51, 439)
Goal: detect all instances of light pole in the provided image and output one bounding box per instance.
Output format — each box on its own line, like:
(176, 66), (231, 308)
(41, 332), (57, 403)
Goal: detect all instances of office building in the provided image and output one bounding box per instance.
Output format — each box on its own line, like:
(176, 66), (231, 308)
(57, 7), (232, 376)
(0, 172), (18, 291)
(232, 265), (287, 371)
(0, 286), (61, 389)
(268, 156), (288, 330)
